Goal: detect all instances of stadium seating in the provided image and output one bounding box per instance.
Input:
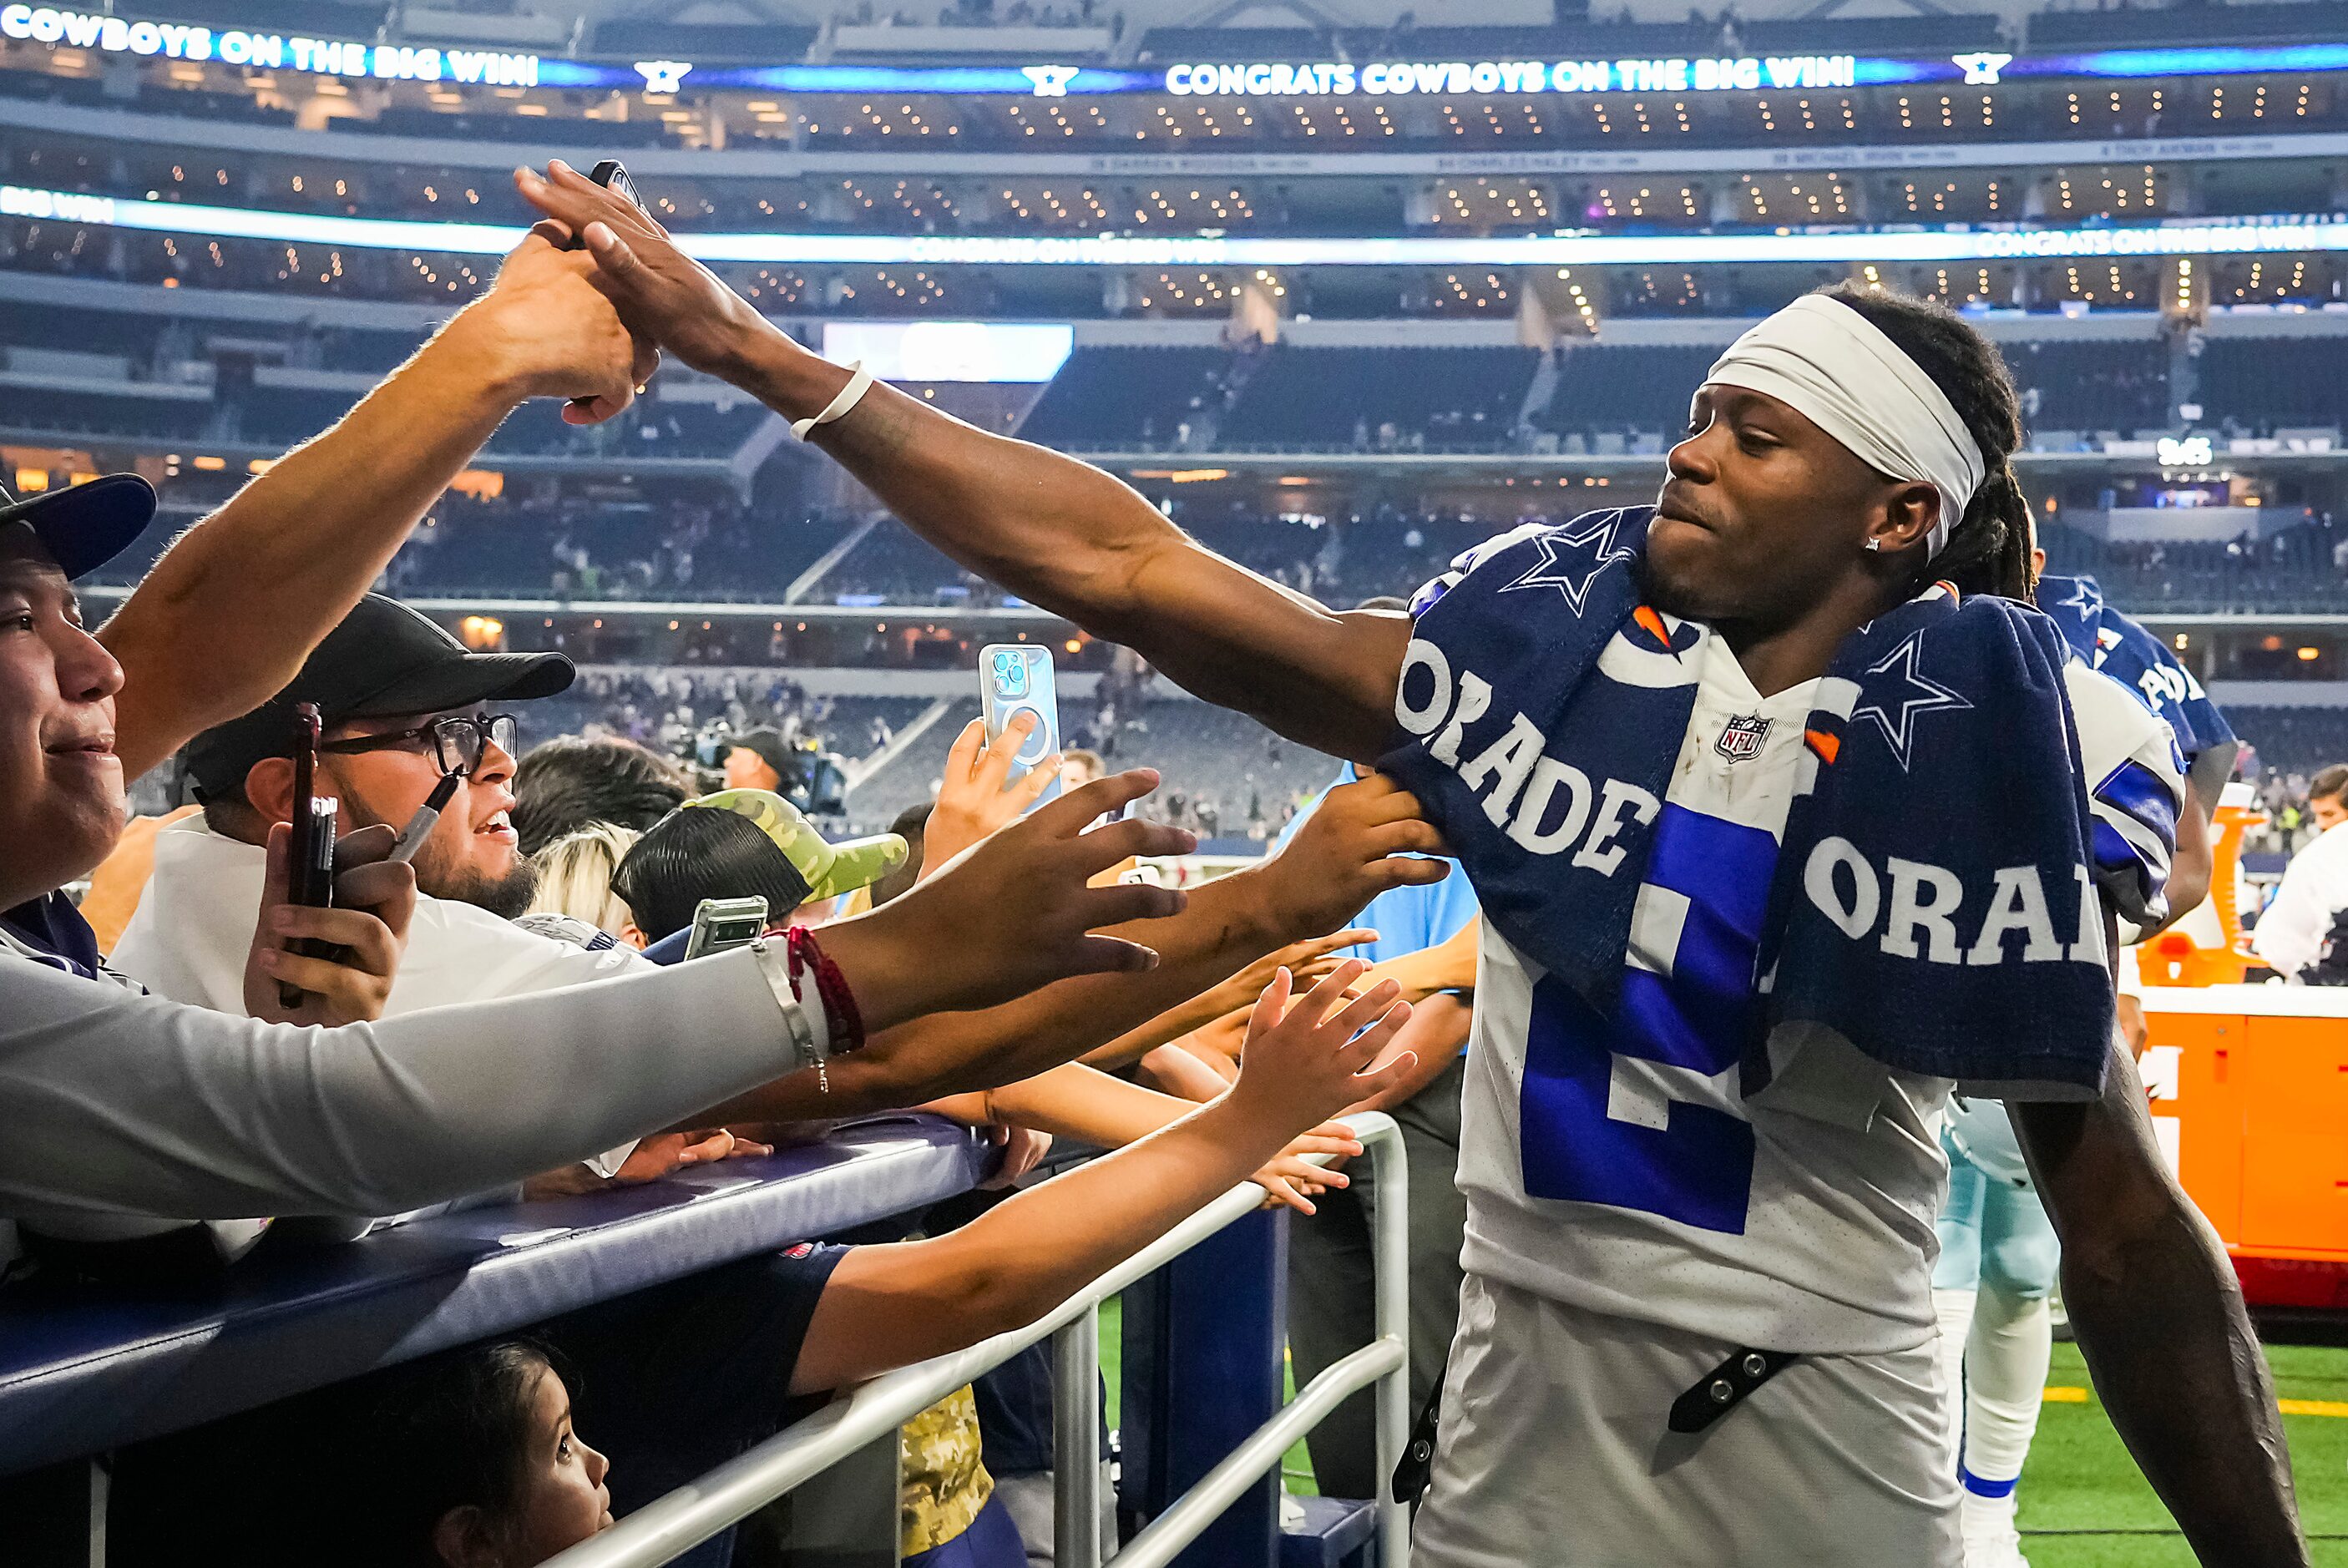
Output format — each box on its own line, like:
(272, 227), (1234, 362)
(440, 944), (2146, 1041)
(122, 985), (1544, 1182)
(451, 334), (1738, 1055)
(1135, 27), (1327, 61)
(2028, 0), (2348, 47)
(1221, 345), (1540, 453)
(1017, 346), (1238, 452)
(2004, 338), (2173, 437)
(2040, 518), (2348, 614)
(1540, 344), (1718, 444)
(2197, 337), (2348, 434)
(2229, 706), (2348, 776)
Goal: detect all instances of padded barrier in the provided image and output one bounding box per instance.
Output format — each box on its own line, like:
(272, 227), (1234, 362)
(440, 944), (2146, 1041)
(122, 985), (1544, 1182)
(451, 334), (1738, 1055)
(0, 1114), (985, 1474)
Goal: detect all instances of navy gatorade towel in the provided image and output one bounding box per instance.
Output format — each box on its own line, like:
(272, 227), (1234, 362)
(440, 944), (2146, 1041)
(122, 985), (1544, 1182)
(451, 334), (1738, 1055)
(2039, 572), (2238, 787)
(1380, 507), (2118, 1097)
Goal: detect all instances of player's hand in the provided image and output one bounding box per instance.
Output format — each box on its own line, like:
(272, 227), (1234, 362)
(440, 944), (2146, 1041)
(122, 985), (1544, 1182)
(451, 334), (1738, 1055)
(978, 1124), (1055, 1190)
(823, 770), (1197, 1031)
(1257, 773), (1449, 940)
(443, 230), (657, 424)
(514, 159), (775, 381)
(245, 823), (415, 1027)
(924, 715), (1060, 877)
(1225, 960), (1415, 1143)
(1250, 1120), (1362, 1216)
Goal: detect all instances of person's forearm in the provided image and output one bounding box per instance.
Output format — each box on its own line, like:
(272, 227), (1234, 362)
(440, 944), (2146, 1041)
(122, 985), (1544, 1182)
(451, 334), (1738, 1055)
(1081, 978), (1249, 1071)
(2065, 1198), (2307, 1565)
(944, 1095), (1282, 1323)
(701, 866), (1288, 1123)
(2020, 1041), (2308, 1566)
(725, 330), (1403, 759)
(0, 948), (802, 1225)
(2139, 803), (2214, 938)
(981, 1061), (1202, 1147)
(101, 323), (530, 777)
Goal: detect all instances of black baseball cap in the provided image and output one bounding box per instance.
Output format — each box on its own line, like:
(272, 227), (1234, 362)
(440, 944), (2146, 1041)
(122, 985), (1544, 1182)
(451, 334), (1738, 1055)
(726, 727), (794, 781)
(0, 473), (157, 582)
(185, 594), (574, 803)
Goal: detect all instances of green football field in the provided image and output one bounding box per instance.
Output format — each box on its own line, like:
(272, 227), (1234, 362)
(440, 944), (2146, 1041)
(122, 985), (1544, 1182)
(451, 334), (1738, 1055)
(1096, 1299), (2348, 1559)
(2016, 1339), (2348, 1565)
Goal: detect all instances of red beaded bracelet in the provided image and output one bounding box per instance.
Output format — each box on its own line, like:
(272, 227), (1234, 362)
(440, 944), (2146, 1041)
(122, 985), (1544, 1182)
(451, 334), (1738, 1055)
(787, 924), (866, 1058)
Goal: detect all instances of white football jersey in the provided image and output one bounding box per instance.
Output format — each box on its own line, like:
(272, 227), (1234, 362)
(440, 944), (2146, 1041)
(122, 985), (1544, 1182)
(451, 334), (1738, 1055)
(1454, 631), (2182, 1357)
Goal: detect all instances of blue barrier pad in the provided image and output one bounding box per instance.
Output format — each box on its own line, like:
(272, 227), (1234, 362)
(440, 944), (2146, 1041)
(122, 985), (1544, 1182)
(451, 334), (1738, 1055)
(1280, 1496), (1376, 1568)
(0, 1114), (985, 1475)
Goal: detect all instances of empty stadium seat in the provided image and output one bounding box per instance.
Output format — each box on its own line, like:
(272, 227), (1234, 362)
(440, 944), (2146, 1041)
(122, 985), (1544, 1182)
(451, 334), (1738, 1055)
(1222, 346), (1538, 453)
(1018, 346), (1238, 453)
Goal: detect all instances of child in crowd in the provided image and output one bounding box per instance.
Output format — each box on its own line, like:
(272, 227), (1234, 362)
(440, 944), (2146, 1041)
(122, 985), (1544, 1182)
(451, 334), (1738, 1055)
(356, 956), (1419, 1567)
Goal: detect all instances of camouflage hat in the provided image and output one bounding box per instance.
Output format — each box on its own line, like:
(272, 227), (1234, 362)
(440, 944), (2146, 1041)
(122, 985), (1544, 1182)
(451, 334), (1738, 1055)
(681, 788), (908, 903)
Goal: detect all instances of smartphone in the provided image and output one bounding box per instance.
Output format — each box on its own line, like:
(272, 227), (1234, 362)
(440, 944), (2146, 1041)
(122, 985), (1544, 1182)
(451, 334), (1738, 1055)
(979, 644), (1062, 812)
(564, 159), (645, 250)
(684, 896), (770, 962)
(281, 703), (339, 1007)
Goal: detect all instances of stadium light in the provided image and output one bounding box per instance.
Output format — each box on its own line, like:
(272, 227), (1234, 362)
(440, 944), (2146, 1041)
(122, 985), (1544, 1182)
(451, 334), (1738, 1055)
(9, 183), (2348, 269)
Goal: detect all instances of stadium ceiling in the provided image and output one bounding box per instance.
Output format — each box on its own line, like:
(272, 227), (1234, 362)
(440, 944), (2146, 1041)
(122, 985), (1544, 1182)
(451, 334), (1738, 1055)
(10, 183), (2348, 268)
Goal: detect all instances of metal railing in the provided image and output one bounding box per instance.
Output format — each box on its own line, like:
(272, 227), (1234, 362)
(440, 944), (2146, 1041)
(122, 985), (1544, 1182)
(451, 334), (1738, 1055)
(544, 1111), (1409, 1568)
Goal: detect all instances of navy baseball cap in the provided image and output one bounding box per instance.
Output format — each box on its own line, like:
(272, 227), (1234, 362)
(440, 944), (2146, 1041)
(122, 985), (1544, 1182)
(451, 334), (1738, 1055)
(0, 473), (157, 582)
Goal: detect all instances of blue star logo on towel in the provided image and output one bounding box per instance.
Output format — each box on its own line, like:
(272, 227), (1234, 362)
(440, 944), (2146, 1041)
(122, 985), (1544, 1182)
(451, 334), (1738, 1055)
(1851, 633), (1973, 770)
(1496, 508), (1638, 618)
(2053, 576), (2104, 625)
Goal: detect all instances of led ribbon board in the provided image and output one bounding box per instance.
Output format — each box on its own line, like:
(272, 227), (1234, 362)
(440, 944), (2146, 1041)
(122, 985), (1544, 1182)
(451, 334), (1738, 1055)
(7, 183), (2346, 267)
(8, 6), (2348, 96)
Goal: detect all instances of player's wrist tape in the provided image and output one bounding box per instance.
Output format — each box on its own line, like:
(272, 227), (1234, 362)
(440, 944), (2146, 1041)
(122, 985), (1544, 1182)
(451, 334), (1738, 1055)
(792, 361), (874, 439)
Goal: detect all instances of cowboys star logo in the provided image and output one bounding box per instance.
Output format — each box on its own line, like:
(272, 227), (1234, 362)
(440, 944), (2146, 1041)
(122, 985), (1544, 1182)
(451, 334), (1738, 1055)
(1023, 64), (1079, 98)
(635, 59), (693, 94)
(1952, 51), (2012, 86)
(1851, 632), (1973, 771)
(2052, 576), (2104, 623)
(1716, 714), (1772, 762)
(1495, 509), (1638, 618)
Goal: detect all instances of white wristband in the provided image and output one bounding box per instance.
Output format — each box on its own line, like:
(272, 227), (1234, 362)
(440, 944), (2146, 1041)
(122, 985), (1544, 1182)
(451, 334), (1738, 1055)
(791, 361), (875, 440)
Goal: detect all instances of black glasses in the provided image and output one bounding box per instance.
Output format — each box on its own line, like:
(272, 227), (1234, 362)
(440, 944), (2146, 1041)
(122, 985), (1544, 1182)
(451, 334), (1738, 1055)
(318, 712), (519, 776)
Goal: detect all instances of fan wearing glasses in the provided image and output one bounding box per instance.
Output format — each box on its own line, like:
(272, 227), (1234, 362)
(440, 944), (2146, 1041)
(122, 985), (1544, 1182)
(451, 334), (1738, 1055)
(112, 594), (763, 1229)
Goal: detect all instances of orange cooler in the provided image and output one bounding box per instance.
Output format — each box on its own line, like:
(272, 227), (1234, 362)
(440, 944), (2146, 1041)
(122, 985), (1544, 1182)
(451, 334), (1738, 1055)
(2135, 985), (2348, 1308)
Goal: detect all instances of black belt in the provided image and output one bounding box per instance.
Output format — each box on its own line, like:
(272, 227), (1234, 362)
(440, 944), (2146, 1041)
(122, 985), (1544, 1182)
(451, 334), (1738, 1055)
(1667, 1347), (1800, 1434)
(1392, 1342), (1803, 1510)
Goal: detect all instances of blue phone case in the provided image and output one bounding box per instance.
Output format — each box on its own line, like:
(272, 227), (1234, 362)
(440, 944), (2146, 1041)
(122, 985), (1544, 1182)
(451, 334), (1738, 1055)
(979, 644), (1062, 811)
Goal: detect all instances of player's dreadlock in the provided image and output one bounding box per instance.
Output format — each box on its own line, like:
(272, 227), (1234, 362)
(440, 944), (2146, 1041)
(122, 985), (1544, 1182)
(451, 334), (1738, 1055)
(1817, 283), (2037, 604)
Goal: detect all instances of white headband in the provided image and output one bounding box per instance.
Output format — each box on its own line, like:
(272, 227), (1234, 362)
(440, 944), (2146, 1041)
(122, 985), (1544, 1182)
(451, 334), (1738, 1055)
(1704, 294), (1985, 560)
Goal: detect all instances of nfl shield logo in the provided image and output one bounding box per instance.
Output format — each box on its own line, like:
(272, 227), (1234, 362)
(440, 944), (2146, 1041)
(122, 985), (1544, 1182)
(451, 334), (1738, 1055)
(1716, 714), (1771, 762)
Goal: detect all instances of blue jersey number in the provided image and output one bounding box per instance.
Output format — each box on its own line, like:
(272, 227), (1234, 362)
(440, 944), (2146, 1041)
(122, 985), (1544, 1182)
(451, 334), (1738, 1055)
(1514, 802), (1772, 1235)
(1521, 974), (1756, 1233)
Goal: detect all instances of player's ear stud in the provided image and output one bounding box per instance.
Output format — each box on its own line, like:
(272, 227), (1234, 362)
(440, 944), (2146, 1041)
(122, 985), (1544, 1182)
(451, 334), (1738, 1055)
(1864, 538), (1883, 552)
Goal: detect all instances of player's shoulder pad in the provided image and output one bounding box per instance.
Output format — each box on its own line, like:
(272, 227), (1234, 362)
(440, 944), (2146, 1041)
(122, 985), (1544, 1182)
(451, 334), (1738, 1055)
(2064, 660), (2185, 796)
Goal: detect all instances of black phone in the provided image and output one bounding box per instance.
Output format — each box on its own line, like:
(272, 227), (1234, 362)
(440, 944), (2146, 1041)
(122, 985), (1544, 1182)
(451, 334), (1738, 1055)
(281, 703), (339, 1007)
(563, 159), (645, 250)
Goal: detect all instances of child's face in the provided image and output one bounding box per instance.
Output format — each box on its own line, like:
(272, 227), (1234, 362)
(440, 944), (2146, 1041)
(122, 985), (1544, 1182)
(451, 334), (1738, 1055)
(504, 1370), (614, 1564)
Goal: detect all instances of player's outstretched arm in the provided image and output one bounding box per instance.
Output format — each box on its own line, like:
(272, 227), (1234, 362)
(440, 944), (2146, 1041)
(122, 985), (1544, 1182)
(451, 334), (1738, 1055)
(2013, 1034), (2309, 1566)
(513, 160), (1408, 762)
